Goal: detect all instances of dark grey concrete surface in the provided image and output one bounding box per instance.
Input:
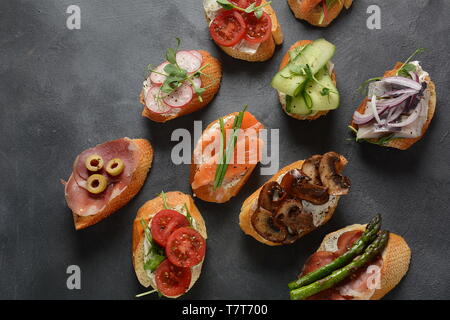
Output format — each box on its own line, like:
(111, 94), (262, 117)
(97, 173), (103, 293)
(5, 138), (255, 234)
(0, 0), (449, 299)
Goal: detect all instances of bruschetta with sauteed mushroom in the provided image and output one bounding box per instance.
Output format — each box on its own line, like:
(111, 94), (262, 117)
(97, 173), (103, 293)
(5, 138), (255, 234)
(288, 215), (411, 300)
(272, 39), (340, 120)
(190, 107), (264, 203)
(239, 152), (350, 245)
(349, 49), (436, 150)
(288, 0), (353, 27)
(204, 0), (283, 62)
(133, 191), (207, 298)
(140, 39), (222, 122)
(64, 138), (153, 230)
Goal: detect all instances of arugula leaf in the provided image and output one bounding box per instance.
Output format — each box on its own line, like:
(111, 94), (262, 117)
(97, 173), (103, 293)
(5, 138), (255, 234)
(397, 63), (417, 78)
(183, 203), (194, 227)
(216, 0), (271, 19)
(216, 0), (234, 10)
(140, 218), (165, 272)
(159, 191), (170, 209)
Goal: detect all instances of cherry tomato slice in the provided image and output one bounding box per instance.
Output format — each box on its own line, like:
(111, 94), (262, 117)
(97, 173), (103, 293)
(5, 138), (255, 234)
(154, 259), (192, 297)
(209, 10), (246, 47)
(166, 227), (206, 268)
(150, 209), (190, 247)
(336, 230), (363, 255)
(243, 11), (272, 44)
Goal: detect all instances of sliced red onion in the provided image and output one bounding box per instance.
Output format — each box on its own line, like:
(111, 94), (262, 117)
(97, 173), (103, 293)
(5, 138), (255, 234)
(353, 110), (374, 125)
(370, 95), (382, 124)
(376, 93), (414, 108)
(409, 71), (419, 83)
(381, 76), (422, 91)
(387, 102), (405, 123)
(388, 103), (421, 127)
(381, 88), (418, 97)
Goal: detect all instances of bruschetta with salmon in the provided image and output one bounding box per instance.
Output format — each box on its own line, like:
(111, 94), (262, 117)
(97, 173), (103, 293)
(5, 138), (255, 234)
(141, 40), (222, 122)
(239, 152), (350, 245)
(288, 215), (411, 300)
(64, 137), (153, 230)
(190, 108), (264, 203)
(132, 191), (207, 298)
(204, 0), (283, 62)
(288, 0), (353, 27)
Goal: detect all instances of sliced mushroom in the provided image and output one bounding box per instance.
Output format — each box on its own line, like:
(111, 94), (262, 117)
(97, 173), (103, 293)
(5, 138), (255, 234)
(280, 169), (329, 205)
(301, 155), (322, 185)
(251, 207), (287, 243)
(274, 199), (314, 238)
(258, 181), (287, 212)
(319, 152), (351, 195)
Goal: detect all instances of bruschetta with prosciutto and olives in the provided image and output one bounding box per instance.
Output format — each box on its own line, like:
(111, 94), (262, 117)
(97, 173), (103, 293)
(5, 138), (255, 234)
(132, 191), (207, 298)
(272, 39), (340, 120)
(288, 215), (411, 300)
(64, 138), (153, 230)
(204, 0), (283, 62)
(141, 40), (222, 122)
(349, 49), (437, 150)
(239, 152), (350, 245)
(288, 0), (353, 27)
(190, 107), (264, 203)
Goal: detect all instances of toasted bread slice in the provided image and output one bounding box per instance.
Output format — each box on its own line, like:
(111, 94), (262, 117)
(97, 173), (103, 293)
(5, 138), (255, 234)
(141, 50), (222, 123)
(351, 63), (437, 150)
(206, 1), (283, 62)
(71, 139), (153, 230)
(318, 224), (411, 300)
(288, 0), (353, 27)
(132, 191), (207, 298)
(239, 158), (345, 246)
(278, 40), (337, 120)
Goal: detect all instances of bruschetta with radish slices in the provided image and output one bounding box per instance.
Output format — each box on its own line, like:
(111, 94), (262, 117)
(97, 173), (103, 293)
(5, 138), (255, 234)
(64, 138), (153, 230)
(349, 49), (436, 150)
(288, 215), (411, 300)
(133, 191), (207, 298)
(140, 40), (222, 122)
(204, 0), (283, 62)
(239, 152), (350, 245)
(288, 0), (353, 27)
(190, 107), (264, 203)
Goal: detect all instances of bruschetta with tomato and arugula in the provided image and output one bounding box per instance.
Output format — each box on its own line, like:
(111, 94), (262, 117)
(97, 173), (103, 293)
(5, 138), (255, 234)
(204, 0), (283, 62)
(64, 138), (153, 230)
(239, 152), (350, 245)
(349, 49), (436, 150)
(133, 191), (207, 298)
(288, 0), (353, 27)
(288, 215), (411, 300)
(140, 39), (222, 123)
(190, 107), (264, 203)
(272, 39), (340, 120)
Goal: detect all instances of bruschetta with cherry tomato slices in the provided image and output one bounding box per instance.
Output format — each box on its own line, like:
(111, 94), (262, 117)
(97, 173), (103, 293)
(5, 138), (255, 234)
(190, 107), (264, 203)
(288, 0), (353, 27)
(140, 39), (222, 123)
(132, 191), (207, 298)
(63, 138), (153, 230)
(204, 0), (283, 62)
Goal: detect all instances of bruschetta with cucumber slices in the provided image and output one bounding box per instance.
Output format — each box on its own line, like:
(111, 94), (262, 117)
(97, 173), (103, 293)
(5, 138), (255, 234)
(140, 40), (222, 122)
(204, 0), (283, 62)
(272, 39), (340, 120)
(288, 0), (353, 27)
(133, 191), (207, 298)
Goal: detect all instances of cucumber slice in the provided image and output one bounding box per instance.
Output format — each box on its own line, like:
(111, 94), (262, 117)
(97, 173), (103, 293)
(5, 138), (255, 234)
(271, 39), (336, 97)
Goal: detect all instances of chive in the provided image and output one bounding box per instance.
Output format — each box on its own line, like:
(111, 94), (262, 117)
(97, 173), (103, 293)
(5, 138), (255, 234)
(159, 191), (169, 209)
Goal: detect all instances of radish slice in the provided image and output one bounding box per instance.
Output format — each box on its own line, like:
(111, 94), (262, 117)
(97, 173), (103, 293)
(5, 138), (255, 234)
(145, 87), (172, 114)
(190, 77), (202, 89)
(163, 83), (193, 108)
(150, 62), (169, 85)
(176, 51), (201, 73)
(189, 50), (203, 64)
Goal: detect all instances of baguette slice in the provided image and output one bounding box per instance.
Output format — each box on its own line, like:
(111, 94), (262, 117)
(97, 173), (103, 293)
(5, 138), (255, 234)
(351, 63), (437, 150)
(132, 191), (207, 298)
(318, 224), (411, 300)
(239, 158), (345, 246)
(140, 50), (222, 123)
(288, 0), (353, 27)
(206, 1), (283, 62)
(70, 139), (153, 230)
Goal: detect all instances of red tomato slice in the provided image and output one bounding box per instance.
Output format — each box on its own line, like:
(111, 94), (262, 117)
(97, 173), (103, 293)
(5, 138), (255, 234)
(150, 209), (190, 247)
(243, 11), (272, 44)
(336, 230), (363, 255)
(209, 10), (246, 47)
(154, 259), (192, 297)
(166, 227), (206, 268)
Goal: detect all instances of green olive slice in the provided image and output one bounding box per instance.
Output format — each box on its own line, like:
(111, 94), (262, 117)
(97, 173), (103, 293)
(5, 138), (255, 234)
(86, 174), (108, 194)
(85, 154), (104, 172)
(106, 158), (125, 176)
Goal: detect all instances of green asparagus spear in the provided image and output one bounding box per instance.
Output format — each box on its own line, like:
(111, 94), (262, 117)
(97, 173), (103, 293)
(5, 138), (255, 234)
(288, 214), (382, 290)
(290, 230), (389, 300)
